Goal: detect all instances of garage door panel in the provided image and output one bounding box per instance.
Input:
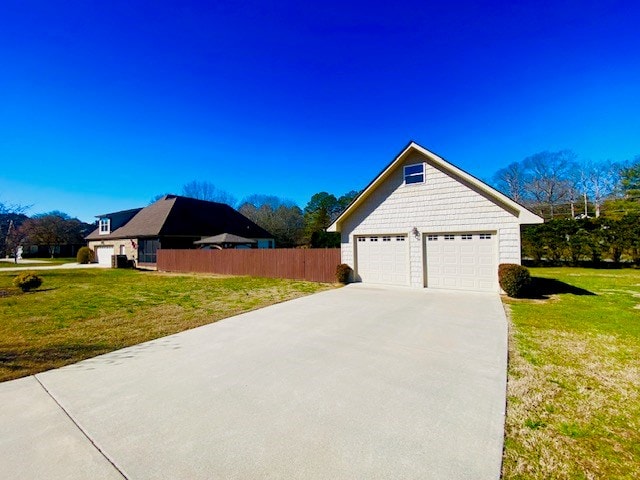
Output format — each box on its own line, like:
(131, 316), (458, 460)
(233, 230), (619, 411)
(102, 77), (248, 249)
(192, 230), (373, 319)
(460, 278), (476, 288)
(356, 235), (408, 286)
(426, 233), (497, 292)
(459, 266), (476, 275)
(95, 246), (114, 266)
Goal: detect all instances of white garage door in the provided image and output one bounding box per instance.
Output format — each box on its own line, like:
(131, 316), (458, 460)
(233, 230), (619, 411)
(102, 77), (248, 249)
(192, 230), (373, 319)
(95, 246), (114, 266)
(356, 235), (408, 286)
(425, 232), (497, 292)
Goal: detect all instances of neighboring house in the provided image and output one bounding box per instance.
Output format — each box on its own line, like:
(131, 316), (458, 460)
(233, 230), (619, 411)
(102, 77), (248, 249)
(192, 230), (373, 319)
(86, 195), (274, 267)
(327, 141), (543, 292)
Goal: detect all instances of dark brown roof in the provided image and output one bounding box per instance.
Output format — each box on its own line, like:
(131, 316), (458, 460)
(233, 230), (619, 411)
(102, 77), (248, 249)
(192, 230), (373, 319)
(86, 195), (273, 240)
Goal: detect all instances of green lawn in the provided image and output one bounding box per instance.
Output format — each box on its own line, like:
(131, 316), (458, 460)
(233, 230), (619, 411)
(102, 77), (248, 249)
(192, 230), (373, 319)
(502, 267), (640, 479)
(0, 269), (335, 382)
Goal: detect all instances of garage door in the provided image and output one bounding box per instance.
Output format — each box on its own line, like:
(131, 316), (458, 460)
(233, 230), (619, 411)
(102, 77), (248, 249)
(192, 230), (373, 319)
(425, 232), (497, 292)
(95, 246), (114, 266)
(356, 235), (408, 286)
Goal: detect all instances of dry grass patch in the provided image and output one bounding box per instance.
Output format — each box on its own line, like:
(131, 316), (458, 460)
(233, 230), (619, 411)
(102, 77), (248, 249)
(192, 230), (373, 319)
(0, 268), (335, 382)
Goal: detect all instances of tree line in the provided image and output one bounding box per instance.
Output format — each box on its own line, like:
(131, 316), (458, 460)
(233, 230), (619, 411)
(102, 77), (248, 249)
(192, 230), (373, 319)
(491, 150), (640, 265)
(492, 150), (640, 220)
(522, 216), (640, 266)
(0, 204), (93, 259)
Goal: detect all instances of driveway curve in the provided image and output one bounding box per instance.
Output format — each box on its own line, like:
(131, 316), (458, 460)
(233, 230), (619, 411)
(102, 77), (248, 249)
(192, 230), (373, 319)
(0, 284), (507, 479)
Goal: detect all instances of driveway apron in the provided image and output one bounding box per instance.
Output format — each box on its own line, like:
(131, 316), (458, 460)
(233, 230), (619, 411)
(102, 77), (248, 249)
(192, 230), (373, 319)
(0, 284), (507, 479)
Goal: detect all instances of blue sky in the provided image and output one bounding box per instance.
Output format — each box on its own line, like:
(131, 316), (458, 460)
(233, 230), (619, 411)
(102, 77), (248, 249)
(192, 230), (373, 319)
(1, 0), (639, 222)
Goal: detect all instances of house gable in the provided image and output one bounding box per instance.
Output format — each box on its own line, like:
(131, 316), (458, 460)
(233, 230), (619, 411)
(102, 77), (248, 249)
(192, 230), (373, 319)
(340, 152), (523, 234)
(328, 142), (542, 232)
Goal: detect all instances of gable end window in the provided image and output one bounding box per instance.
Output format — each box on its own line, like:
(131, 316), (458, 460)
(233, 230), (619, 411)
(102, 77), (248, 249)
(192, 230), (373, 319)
(99, 218), (110, 235)
(404, 163), (425, 185)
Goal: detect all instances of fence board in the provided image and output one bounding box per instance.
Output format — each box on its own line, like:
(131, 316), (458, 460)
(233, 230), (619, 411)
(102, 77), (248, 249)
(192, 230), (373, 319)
(157, 249), (341, 283)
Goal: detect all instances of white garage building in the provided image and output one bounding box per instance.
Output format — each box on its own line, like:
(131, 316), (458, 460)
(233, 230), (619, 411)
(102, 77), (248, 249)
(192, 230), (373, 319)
(327, 142), (543, 292)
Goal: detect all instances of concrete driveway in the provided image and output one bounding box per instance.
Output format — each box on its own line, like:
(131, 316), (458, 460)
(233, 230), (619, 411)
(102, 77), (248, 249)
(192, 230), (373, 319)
(0, 284), (507, 479)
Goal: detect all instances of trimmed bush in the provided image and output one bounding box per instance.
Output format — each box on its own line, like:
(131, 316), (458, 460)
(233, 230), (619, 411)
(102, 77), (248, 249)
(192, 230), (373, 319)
(77, 246), (95, 264)
(13, 272), (43, 292)
(498, 263), (531, 298)
(336, 263), (353, 284)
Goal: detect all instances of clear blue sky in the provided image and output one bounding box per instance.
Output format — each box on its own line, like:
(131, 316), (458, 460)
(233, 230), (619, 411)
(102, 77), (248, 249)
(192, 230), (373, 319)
(1, 0), (639, 223)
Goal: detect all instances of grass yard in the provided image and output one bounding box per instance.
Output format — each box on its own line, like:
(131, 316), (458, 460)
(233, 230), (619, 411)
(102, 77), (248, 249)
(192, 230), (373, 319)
(502, 268), (640, 479)
(0, 268), (335, 382)
(0, 257), (77, 269)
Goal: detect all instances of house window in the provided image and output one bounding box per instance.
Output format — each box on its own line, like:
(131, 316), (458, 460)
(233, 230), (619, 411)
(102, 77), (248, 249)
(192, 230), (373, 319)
(404, 163), (425, 185)
(427, 235), (438, 241)
(357, 237), (366, 242)
(444, 234), (455, 240)
(99, 218), (110, 235)
(461, 234), (472, 240)
(480, 233), (492, 240)
(370, 236), (378, 242)
(138, 238), (160, 263)
(396, 236), (405, 241)
(382, 236), (391, 242)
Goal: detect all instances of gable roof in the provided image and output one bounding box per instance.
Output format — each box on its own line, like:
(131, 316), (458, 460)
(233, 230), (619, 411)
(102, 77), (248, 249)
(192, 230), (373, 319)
(86, 195), (273, 240)
(194, 233), (257, 245)
(327, 141), (543, 232)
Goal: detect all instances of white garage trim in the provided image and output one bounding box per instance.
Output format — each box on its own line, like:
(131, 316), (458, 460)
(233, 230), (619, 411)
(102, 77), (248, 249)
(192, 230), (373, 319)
(95, 246), (114, 266)
(425, 232), (498, 292)
(355, 234), (408, 286)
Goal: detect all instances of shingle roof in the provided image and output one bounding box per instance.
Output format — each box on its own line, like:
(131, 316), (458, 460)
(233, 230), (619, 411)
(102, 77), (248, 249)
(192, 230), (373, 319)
(86, 195), (272, 240)
(194, 233), (257, 245)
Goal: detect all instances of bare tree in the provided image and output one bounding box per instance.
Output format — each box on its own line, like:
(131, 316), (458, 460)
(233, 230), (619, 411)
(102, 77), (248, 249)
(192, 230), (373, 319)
(19, 213), (87, 258)
(0, 201), (30, 215)
(492, 162), (528, 203)
(585, 160), (621, 217)
(6, 220), (27, 262)
(238, 196), (304, 247)
(181, 181), (237, 207)
(523, 150), (578, 218)
(239, 194), (296, 210)
(0, 201), (30, 257)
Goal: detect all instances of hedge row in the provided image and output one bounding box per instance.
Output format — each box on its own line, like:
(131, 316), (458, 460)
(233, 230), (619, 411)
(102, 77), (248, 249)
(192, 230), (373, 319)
(522, 215), (640, 265)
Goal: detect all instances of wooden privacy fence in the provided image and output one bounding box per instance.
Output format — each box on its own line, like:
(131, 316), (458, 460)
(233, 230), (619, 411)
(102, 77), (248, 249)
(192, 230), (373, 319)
(157, 248), (342, 283)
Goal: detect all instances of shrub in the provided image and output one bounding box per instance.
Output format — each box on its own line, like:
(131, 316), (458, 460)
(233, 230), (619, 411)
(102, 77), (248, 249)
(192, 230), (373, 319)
(498, 263), (531, 298)
(77, 246), (95, 264)
(13, 272), (43, 292)
(336, 263), (353, 284)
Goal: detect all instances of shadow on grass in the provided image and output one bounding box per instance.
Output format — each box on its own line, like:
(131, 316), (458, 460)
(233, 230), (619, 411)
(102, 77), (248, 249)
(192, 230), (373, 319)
(0, 343), (111, 381)
(520, 277), (596, 300)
